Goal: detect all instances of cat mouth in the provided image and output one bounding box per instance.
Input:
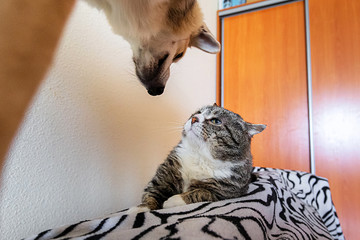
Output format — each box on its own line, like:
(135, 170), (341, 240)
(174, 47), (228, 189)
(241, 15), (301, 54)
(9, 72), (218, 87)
(185, 124), (203, 140)
(183, 118), (206, 142)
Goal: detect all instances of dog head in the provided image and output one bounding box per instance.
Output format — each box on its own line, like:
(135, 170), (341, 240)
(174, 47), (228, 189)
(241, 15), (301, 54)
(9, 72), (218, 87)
(131, 24), (220, 96)
(86, 0), (220, 96)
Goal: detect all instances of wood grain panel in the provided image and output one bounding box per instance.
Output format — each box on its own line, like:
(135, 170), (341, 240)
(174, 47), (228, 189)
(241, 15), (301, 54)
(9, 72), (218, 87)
(309, 0), (360, 238)
(216, 10), (222, 105)
(222, 1), (309, 171)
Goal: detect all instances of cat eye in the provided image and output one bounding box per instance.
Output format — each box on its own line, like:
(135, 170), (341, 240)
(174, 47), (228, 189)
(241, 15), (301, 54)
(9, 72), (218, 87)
(173, 52), (184, 61)
(209, 118), (222, 125)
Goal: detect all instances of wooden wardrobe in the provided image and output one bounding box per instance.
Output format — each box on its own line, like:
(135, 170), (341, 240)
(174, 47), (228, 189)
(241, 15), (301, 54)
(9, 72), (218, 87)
(218, 0), (360, 238)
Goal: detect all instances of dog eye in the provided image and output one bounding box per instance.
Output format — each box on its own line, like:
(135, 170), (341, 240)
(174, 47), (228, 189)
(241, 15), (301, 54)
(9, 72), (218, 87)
(209, 118), (222, 125)
(158, 54), (169, 66)
(173, 52), (184, 61)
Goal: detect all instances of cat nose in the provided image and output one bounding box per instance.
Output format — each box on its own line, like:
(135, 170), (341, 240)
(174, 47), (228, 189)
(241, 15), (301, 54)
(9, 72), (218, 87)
(191, 117), (199, 124)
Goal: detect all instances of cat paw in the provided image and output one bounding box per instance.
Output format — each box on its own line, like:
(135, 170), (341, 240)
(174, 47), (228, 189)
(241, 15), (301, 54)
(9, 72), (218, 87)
(126, 206), (150, 215)
(163, 194), (186, 209)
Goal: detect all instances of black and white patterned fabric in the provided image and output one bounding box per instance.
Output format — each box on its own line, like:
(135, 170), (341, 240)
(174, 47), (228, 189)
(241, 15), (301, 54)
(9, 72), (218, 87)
(25, 168), (345, 240)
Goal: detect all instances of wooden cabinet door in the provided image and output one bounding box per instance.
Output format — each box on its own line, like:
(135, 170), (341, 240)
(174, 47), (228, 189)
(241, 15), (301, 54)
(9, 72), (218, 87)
(222, 1), (310, 171)
(309, 0), (360, 238)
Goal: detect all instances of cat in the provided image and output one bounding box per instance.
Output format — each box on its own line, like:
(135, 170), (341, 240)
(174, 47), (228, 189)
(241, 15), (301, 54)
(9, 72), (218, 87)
(128, 104), (266, 213)
(84, 0), (220, 96)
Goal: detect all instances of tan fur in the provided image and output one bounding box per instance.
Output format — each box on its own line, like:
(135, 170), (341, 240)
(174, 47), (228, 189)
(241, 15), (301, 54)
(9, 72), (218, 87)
(167, 1), (204, 35)
(85, 0), (220, 96)
(0, 0), (219, 178)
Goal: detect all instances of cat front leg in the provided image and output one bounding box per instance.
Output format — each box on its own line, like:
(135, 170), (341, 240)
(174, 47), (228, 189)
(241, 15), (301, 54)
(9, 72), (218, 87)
(163, 194), (186, 209)
(163, 188), (216, 209)
(126, 196), (159, 214)
(126, 205), (150, 214)
(182, 178), (248, 203)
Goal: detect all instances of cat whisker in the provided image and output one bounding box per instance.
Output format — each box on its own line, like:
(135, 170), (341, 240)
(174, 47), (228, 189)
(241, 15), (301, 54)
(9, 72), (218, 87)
(151, 126), (183, 132)
(165, 121), (185, 127)
(134, 105), (265, 212)
(165, 124), (184, 129)
(148, 125), (183, 136)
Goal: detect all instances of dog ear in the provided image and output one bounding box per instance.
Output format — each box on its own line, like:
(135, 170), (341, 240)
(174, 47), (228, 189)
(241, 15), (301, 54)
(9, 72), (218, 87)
(190, 24), (220, 54)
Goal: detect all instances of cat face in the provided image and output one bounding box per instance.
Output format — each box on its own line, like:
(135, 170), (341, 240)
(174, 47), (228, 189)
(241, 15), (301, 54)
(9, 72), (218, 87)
(183, 105), (266, 161)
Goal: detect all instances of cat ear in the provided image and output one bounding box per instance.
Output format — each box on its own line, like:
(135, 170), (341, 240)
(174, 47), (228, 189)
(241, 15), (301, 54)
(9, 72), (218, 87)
(190, 24), (220, 54)
(247, 123), (266, 137)
(213, 103), (219, 107)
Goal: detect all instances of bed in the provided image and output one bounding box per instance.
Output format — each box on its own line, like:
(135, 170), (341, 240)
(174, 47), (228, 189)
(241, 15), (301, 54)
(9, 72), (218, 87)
(25, 168), (345, 240)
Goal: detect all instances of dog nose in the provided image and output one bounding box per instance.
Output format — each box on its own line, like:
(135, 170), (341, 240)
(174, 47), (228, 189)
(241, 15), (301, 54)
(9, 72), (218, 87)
(191, 116), (199, 124)
(147, 86), (165, 96)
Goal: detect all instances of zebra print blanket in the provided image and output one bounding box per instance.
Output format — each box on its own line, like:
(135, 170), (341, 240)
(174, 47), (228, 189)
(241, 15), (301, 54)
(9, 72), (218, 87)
(25, 168), (345, 240)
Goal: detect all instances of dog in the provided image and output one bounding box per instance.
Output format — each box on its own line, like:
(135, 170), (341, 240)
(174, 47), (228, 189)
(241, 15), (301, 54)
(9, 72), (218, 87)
(85, 0), (220, 95)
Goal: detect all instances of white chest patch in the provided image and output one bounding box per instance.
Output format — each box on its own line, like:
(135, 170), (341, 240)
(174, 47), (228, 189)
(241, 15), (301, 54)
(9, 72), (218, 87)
(176, 139), (234, 192)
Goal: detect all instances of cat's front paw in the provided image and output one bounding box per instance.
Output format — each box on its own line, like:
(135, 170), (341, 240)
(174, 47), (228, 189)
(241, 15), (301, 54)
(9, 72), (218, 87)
(163, 194), (186, 209)
(126, 206), (150, 215)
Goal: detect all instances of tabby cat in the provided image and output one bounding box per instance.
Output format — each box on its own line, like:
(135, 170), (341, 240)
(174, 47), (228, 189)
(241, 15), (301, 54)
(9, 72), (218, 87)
(129, 104), (266, 213)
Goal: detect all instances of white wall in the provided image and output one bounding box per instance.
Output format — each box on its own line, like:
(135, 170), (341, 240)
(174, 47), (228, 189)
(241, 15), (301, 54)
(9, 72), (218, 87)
(0, 0), (218, 239)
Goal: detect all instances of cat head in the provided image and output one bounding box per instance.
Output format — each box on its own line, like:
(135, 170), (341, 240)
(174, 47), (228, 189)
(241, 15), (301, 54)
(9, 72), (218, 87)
(182, 105), (266, 161)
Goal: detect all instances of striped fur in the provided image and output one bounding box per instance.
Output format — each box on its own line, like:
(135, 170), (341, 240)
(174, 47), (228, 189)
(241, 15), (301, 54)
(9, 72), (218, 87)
(138, 105), (266, 210)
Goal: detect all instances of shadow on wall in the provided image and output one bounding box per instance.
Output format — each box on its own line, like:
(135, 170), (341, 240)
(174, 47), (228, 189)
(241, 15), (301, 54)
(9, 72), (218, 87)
(52, 0), (189, 207)
(0, 1), (217, 239)
(79, 66), (186, 198)
(53, 32), (186, 208)
(59, 0), (215, 212)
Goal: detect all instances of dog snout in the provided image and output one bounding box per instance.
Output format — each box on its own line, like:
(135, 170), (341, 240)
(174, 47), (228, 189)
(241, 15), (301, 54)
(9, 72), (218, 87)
(147, 86), (165, 96)
(134, 57), (170, 96)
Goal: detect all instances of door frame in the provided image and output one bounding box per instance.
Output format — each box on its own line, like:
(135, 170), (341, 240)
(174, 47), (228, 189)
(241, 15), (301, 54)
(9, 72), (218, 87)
(217, 0), (316, 173)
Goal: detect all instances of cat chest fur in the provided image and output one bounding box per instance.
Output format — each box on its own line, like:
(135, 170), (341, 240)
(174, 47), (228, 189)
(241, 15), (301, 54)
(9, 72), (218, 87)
(175, 140), (235, 192)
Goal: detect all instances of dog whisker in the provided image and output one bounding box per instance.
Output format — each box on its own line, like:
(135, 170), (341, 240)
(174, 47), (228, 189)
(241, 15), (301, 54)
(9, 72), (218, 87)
(85, 0), (219, 96)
